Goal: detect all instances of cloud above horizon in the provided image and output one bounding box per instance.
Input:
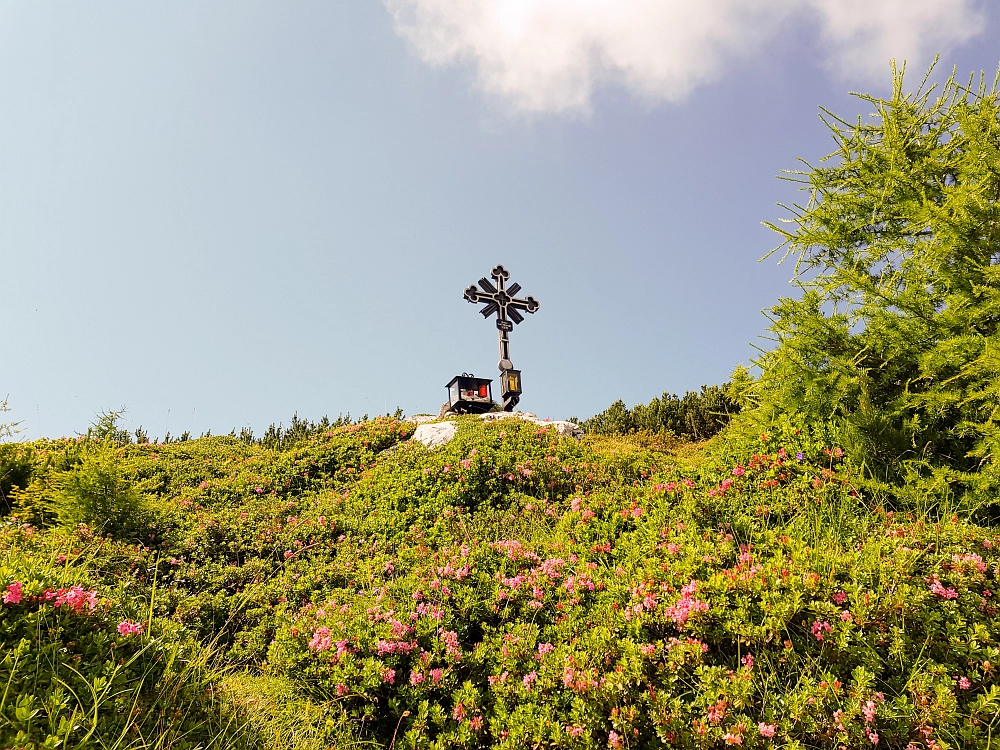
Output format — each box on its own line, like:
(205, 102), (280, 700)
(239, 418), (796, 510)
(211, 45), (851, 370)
(385, 0), (985, 114)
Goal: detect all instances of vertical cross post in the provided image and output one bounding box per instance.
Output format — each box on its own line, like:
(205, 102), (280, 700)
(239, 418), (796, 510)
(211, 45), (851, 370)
(463, 265), (539, 411)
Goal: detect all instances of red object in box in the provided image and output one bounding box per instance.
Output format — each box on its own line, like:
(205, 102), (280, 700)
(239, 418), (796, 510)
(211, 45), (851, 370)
(478, 385), (488, 398)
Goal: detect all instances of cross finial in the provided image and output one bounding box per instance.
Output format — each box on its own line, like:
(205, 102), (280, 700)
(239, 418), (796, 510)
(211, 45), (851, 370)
(463, 265), (540, 331)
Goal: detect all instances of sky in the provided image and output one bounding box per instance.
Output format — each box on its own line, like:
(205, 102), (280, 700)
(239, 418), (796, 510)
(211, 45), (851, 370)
(1, 1), (998, 440)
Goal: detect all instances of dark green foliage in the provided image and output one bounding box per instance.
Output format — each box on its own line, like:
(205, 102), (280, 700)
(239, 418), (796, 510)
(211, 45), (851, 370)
(0, 444), (33, 516)
(743, 63), (1000, 510)
(254, 412), (356, 450)
(583, 384), (739, 440)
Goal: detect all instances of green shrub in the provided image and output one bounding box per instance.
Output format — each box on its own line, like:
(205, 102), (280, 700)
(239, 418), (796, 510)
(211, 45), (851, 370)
(50, 441), (151, 542)
(583, 384), (740, 441)
(0, 527), (251, 749)
(0, 443), (34, 517)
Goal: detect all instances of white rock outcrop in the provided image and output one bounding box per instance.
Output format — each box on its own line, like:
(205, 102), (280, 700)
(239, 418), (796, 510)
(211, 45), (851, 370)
(411, 412), (583, 448)
(479, 411), (585, 439)
(412, 421), (459, 448)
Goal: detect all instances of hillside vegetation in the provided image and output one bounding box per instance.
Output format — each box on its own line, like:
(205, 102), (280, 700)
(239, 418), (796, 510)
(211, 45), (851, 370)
(3, 65), (1000, 750)
(3, 415), (999, 749)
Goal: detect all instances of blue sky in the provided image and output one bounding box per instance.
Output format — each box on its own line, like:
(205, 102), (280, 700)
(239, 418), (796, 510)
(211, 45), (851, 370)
(2, 1), (998, 439)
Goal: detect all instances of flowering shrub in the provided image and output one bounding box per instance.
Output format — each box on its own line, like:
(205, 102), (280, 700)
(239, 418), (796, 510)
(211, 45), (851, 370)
(3, 415), (1000, 748)
(0, 546), (252, 749)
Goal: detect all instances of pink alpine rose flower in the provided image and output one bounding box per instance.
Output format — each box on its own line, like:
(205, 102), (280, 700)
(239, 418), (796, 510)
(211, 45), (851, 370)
(308, 627), (333, 651)
(810, 620), (833, 641)
(117, 620), (144, 636)
(52, 585), (99, 613)
(2, 582), (23, 605)
(928, 576), (959, 600)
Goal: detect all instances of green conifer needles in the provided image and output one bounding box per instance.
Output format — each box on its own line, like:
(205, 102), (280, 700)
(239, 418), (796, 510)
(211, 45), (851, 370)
(752, 62), (1000, 507)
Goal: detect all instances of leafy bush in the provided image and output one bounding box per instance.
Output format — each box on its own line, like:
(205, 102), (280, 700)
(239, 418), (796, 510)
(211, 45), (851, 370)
(50, 442), (151, 542)
(0, 526), (252, 749)
(583, 384), (739, 441)
(0, 443), (33, 516)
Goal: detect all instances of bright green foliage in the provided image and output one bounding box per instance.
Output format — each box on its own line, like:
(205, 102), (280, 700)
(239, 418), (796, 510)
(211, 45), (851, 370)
(4, 416), (1000, 749)
(51, 441), (150, 541)
(746, 64), (1000, 509)
(584, 384), (740, 441)
(0, 397), (22, 443)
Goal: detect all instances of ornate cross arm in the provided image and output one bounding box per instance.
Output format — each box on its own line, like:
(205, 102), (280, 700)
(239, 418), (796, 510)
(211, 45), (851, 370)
(463, 265), (540, 325)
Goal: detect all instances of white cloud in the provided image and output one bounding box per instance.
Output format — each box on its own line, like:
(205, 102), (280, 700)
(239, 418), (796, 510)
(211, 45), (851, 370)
(809, 0), (983, 78)
(385, 0), (985, 114)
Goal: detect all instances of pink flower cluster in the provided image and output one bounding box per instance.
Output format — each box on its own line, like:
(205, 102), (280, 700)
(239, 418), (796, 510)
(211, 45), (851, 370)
(4, 582), (99, 613)
(2, 582), (22, 605)
(439, 628), (462, 660)
(376, 639), (417, 656)
(810, 620), (833, 641)
(564, 574), (596, 596)
(309, 626), (333, 651)
(308, 627), (350, 659)
(562, 663), (602, 692)
(952, 553), (987, 573)
(664, 581), (709, 628)
(49, 585), (99, 613)
(436, 560), (471, 581)
(708, 479), (734, 497)
(117, 620), (144, 636)
(412, 602), (444, 620)
(927, 575), (959, 600)
(491, 539), (538, 562)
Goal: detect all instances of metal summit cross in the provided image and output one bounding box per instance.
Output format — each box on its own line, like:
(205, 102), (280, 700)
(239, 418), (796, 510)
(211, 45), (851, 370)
(463, 264), (539, 411)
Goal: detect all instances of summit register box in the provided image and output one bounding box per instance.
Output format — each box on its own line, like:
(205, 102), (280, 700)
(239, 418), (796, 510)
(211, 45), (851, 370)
(446, 375), (494, 414)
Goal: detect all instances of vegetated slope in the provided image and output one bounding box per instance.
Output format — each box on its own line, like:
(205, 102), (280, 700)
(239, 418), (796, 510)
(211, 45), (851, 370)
(2, 415), (998, 750)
